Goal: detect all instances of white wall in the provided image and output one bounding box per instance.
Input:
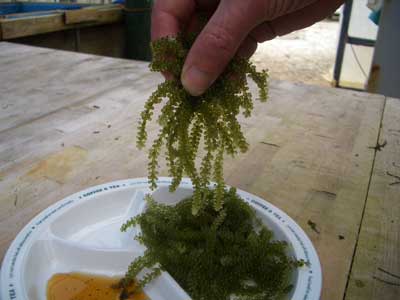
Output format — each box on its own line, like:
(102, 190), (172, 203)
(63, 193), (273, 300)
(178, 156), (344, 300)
(339, 0), (379, 89)
(348, 0), (378, 39)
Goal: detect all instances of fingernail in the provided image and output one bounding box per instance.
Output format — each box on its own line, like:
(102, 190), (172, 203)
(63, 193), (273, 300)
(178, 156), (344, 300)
(181, 66), (212, 96)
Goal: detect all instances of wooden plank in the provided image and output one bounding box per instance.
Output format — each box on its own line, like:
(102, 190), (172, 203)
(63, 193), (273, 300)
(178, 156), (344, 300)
(1, 13), (69, 40)
(64, 8), (99, 25)
(345, 97), (400, 300)
(223, 82), (385, 300)
(0, 42), (145, 134)
(0, 7), (122, 40)
(64, 4), (121, 24)
(0, 10), (62, 19)
(0, 43), (388, 300)
(95, 7), (123, 24)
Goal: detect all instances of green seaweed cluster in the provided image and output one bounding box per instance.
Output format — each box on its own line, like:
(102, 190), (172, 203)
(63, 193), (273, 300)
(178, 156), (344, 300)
(121, 188), (301, 300)
(123, 31), (301, 300)
(137, 34), (268, 215)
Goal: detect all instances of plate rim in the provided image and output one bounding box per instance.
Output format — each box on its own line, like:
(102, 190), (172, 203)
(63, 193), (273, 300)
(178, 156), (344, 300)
(0, 177), (322, 300)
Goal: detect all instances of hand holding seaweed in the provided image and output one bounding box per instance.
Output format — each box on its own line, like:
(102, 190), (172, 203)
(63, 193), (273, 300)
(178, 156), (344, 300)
(121, 32), (304, 300)
(137, 34), (268, 215)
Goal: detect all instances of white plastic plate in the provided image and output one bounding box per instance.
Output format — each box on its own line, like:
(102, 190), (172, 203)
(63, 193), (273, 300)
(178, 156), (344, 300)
(1, 177), (322, 300)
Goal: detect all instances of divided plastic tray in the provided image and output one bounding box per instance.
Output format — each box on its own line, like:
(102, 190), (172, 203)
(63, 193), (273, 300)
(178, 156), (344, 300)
(0, 178), (322, 300)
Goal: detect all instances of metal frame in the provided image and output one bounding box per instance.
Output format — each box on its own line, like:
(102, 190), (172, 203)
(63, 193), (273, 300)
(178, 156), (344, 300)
(367, 0), (400, 98)
(333, 0), (376, 89)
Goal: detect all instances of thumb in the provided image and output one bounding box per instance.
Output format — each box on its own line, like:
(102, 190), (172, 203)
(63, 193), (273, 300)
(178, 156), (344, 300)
(181, 1), (261, 96)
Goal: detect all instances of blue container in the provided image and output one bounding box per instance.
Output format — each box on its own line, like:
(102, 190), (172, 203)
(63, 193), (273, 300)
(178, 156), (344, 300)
(0, 2), (84, 17)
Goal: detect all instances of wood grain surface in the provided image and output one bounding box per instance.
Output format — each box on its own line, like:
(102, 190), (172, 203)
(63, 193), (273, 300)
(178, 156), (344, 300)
(0, 6), (122, 40)
(345, 97), (400, 300)
(0, 42), (397, 300)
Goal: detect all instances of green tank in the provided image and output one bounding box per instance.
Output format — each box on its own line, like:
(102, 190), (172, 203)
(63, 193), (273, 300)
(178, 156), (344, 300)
(125, 0), (153, 61)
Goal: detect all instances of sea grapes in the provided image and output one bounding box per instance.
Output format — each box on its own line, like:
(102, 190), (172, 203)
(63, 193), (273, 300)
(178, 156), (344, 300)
(122, 33), (301, 300)
(121, 188), (301, 300)
(137, 34), (268, 215)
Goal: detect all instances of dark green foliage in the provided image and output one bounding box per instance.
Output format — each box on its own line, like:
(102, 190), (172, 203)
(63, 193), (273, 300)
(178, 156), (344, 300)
(121, 188), (300, 300)
(137, 35), (269, 215)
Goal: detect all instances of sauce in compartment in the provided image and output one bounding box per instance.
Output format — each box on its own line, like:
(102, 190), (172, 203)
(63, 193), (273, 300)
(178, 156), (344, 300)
(47, 273), (148, 300)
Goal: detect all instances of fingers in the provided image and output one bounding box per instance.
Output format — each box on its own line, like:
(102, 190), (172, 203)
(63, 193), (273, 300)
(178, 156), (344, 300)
(236, 36), (258, 59)
(274, 0), (344, 36)
(249, 22), (277, 43)
(181, 0), (263, 96)
(239, 0), (335, 61)
(153, 0), (344, 95)
(152, 0), (197, 81)
(195, 0), (220, 11)
(250, 0), (344, 43)
(151, 0), (196, 40)
(262, 0), (317, 20)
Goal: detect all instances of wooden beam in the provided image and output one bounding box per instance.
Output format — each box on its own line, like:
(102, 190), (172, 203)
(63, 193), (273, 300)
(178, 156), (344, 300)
(345, 97), (400, 300)
(64, 8), (99, 25)
(1, 13), (66, 40)
(0, 6), (123, 40)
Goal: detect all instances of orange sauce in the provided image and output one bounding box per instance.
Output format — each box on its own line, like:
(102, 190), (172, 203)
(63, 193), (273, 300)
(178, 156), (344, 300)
(47, 273), (148, 300)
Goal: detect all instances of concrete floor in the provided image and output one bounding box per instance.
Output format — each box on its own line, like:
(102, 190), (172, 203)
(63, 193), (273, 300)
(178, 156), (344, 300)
(251, 20), (340, 87)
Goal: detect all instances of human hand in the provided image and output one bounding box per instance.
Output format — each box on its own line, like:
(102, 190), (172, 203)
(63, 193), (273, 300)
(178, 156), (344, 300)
(152, 0), (344, 96)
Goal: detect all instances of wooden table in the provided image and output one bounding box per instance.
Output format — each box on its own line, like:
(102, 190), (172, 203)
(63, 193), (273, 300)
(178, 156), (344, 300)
(0, 42), (399, 300)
